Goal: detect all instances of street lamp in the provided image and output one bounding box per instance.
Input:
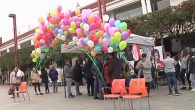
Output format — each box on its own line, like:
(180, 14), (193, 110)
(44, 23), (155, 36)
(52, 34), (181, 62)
(8, 14), (18, 67)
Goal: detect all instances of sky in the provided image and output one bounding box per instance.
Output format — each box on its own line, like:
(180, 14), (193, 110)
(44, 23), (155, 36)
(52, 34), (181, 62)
(0, 0), (96, 42)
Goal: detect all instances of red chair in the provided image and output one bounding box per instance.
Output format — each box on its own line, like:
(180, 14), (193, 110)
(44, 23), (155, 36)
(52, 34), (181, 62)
(122, 78), (151, 110)
(103, 79), (125, 110)
(14, 82), (31, 102)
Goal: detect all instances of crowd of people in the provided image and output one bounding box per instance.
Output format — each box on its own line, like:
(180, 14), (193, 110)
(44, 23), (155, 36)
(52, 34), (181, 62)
(8, 49), (195, 99)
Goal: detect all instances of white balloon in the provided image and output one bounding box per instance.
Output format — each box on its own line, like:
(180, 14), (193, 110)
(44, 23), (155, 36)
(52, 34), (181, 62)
(103, 15), (109, 22)
(17, 70), (24, 77)
(57, 34), (62, 39)
(87, 40), (94, 47)
(83, 24), (89, 31)
(108, 47), (113, 53)
(61, 35), (66, 41)
(36, 48), (41, 53)
(73, 37), (79, 42)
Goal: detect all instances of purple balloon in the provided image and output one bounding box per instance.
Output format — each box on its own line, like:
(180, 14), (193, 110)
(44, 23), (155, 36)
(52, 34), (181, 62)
(109, 18), (115, 27)
(82, 16), (88, 23)
(80, 38), (85, 45)
(122, 31), (129, 40)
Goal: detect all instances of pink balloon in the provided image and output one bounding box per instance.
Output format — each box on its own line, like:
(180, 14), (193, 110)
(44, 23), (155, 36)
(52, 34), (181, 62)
(61, 25), (66, 30)
(31, 53), (35, 58)
(40, 39), (45, 44)
(49, 18), (55, 24)
(64, 10), (71, 18)
(102, 38), (110, 46)
(108, 27), (116, 36)
(104, 23), (110, 33)
(54, 14), (59, 20)
(57, 5), (62, 12)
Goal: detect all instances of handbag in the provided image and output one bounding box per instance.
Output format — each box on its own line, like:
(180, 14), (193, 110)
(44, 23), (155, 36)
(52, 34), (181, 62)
(8, 86), (14, 95)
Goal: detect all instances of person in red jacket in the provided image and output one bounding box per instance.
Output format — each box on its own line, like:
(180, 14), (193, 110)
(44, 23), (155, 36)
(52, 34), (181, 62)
(103, 58), (111, 87)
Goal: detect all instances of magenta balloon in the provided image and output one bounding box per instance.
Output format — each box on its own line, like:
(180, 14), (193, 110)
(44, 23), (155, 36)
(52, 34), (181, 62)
(62, 18), (68, 25)
(122, 31), (129, 40)
(94, 15), (101, 22)
(90, 23), (96, 30)
(109, 18), (115, 27)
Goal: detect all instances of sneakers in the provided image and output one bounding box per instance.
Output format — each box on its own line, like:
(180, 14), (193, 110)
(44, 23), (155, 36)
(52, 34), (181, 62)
(76, 93), (82, 96)
(168, 93), (173, 96)
(68, 94), (75, 98)
(174, 93), (180, 96)
(180, 87), (187, 90)
(191, 88), (195, 92)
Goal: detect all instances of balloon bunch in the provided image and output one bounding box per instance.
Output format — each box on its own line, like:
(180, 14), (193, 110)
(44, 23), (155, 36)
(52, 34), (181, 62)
(31, 5), (131, 64)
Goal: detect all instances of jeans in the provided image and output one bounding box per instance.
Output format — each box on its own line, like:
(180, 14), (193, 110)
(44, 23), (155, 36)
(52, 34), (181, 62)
(180, 69), (191, 87)
(190, 74), (195, 88)
(52, 81), (58, 93)
(94, 79), (103, 98)
(86, 77), (94, 95)
(44, 82), (49, 93)
(66, 78), (72, 96)
(33, 83), (41, 93)
(75, 81), (80, 94)
(166, 72), (179, 94)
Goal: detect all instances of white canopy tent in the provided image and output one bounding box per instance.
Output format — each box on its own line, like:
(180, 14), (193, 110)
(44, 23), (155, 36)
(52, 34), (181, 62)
(61, 34), (155, 53)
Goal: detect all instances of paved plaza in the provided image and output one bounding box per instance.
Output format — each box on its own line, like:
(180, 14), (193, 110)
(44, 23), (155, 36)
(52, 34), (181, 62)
(0, 85), (195, 110)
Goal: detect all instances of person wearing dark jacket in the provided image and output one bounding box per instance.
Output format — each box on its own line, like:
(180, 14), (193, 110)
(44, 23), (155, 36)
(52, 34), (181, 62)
(73, 60), (83, 95)
(41, 67), (50, 94)
(187, 53), (195, 92)
(108, 53), (122, 81)
(64, 59), (75, 98)
(93, 54), (103, 100)
(49, 65), (58, 93)
(83, 57), (94, 96)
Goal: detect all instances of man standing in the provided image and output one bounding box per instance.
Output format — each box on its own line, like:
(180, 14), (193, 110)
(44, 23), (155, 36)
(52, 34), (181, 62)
(163, 52), (179, 96)
(9, 67), (20, 98)
(64, 59), (75, 98)
(187, 53), (195, 92)
(49, 65), (58, 93)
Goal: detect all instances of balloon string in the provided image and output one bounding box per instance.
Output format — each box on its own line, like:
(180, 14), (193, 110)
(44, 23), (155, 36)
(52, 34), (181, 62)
(79, 48), (107, 87)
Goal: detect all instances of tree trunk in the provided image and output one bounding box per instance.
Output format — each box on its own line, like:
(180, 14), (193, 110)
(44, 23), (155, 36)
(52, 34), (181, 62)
(160, 37), (166, 58)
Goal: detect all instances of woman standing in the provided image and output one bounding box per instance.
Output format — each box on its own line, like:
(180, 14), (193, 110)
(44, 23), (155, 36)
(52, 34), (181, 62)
(41, 67), (50, 94)
(83, 57), (94, 96)
(136, 53), (152, 96)
(31, 68), (43, 95)
(73, 60), (83, 95)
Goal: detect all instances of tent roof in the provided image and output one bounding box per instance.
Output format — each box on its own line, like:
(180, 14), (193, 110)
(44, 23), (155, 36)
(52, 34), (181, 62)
(61, 34), (155, 53)
(126, 34), (155, 46)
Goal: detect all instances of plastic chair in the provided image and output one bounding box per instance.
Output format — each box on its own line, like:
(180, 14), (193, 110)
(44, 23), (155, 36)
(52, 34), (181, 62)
(14, 82), (31, 102)
(102, 79), (125, 110)
(122, 78), (151, 110)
